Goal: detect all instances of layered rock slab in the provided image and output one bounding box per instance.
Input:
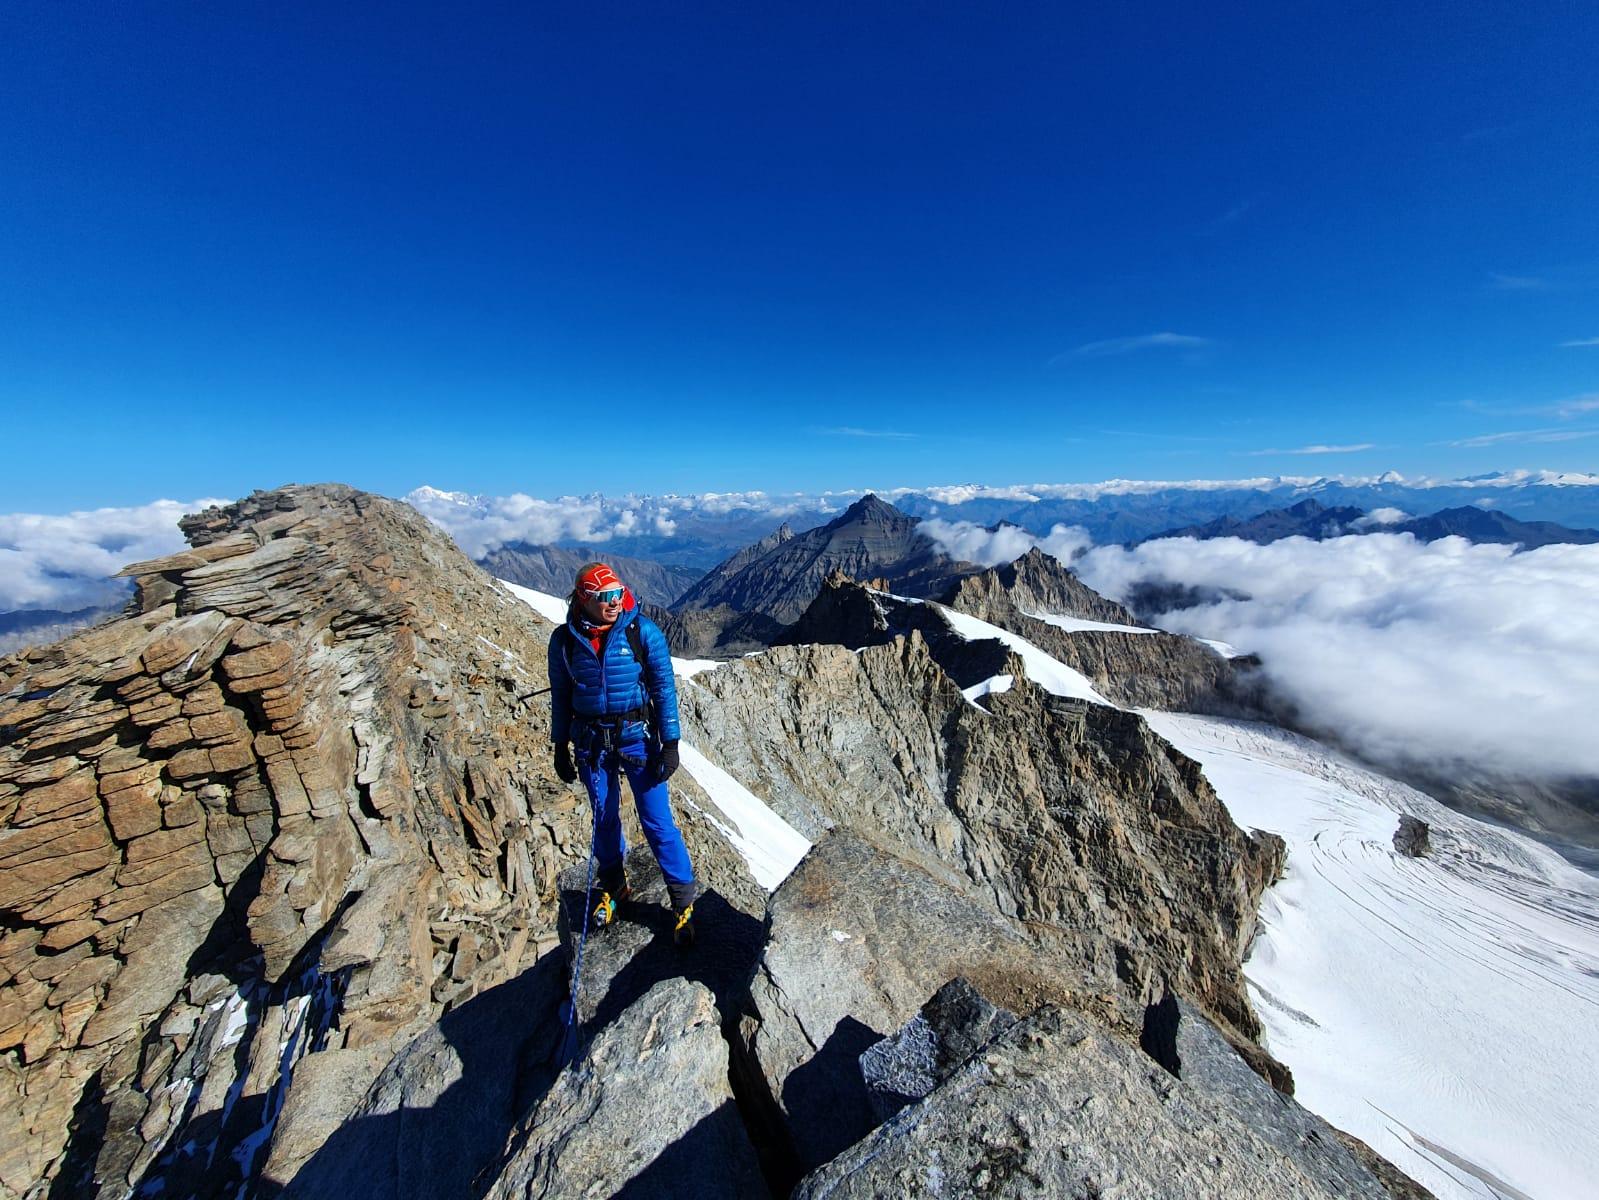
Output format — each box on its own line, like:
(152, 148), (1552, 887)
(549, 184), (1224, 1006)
(793, 1001), (1391, 1200)
(0, 484), (660, 1197)
(484, 978), (766, 1200)
(554, 845), (767, 1038)
(1155, 993), (1411, 1198)
(277, 953), (569, 1200)
(858, 977), (1018, 1124)
(742, 833), (1097, 1172)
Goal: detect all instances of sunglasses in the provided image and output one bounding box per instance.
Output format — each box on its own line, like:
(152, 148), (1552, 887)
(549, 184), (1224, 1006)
(588, 587), (625, 603)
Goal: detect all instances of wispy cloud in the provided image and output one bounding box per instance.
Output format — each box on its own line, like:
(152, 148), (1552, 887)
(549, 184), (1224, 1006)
(1552, 394), (1599, 419)
(810, 426), (919, 440)
(1057, 332), (1211, 362)
(1449, 390), (1599, 421)
(1559, 337), (1599, 348)
(1487, 272), (1550, 291)
(1202, 199), (1257, 235)
(1447, 427), (1599, 448)
(1096, 428), (1227, 444)
(1488, 264), (1599, 293)
(1243, 443), (1376, 456)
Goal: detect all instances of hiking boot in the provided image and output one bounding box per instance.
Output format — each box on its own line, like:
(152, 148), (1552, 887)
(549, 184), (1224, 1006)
(592, 883), (632, 928)
(672, 903), (695, 948)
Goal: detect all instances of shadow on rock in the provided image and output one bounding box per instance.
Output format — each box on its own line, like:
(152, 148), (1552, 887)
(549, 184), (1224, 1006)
(267, 950), (568, 1200)
(566, 883), (767, 1041)
(780, 1015), (885, 1170)
(611, 1101), (767, 1200)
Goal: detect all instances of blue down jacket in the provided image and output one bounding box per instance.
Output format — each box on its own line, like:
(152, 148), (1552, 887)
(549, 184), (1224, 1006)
(547, 592), (681, 745)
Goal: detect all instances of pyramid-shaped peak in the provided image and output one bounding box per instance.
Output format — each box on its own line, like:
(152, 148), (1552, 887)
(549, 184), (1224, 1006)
(1283, 498), (1328, 516)
(834, 493), (909, 525)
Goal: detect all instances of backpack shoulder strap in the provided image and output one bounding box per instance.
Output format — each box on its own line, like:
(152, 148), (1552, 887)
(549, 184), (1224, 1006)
(554, 623), (576, 678)
(626, 620), (647, 674)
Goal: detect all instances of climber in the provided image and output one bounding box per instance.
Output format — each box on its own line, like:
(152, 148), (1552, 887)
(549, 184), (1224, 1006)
(548, 562), (698, 946)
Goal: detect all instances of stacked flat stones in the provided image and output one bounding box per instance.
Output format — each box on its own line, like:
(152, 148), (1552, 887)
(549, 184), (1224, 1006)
(0, 485), (578, 1196)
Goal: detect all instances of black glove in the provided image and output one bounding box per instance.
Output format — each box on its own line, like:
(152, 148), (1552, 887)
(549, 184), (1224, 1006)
(653, 739), (680, 784)
(554, 742), (577, 784)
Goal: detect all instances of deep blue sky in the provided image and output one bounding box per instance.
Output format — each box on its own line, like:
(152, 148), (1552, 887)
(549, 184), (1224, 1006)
(3, 2), (1597, 510)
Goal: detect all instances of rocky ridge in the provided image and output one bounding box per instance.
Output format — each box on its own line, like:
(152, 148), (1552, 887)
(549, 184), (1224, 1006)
(677, 636), (1285, 1052)
(0, 485), (755, 1198)
(671, 523), (797, 612)
(939, 548), (1265, 712)
(1144, 497), (1599, 548)
(786, 561), (1264, 715)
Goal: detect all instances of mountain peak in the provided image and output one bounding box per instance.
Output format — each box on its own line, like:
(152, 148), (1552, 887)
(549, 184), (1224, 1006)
(833, 493), (907, 526)
(1283, 498), (1327, 517)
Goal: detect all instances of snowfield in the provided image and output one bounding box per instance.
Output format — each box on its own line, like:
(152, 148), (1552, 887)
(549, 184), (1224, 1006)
(674, 742), (811, 890)
(1144, 712), (1599, 1200)
(1022, 609), (1159, 635)
(892, 593), (1112, 705)
(498, 579), (567, 625)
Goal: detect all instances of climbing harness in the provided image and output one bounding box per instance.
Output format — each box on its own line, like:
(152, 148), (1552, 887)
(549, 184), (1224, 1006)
(574, 716), (651, 772)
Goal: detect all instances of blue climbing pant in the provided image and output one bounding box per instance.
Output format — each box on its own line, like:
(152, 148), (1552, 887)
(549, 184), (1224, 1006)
(574, 719), (695, 890)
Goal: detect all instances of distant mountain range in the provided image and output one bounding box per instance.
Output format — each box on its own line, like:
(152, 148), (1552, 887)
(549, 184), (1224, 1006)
(1145, 498), (1599, 548)
(477, 544), (705, 607)
(471, 489), (1599, 662)
(409, 470), (1599, 568)
(0, 603), (122, 655)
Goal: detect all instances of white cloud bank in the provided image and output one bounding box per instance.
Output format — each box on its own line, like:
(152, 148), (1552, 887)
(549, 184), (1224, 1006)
(0, 499), (228, 611)
(404, 485), (850, 558)
(921, 519), (1599, 780)
(406, 489), (631, 557)
(918, 518), (1093, 567)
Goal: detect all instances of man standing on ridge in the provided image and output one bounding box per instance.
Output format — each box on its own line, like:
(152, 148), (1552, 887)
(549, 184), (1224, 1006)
(548, 562), (699, 945)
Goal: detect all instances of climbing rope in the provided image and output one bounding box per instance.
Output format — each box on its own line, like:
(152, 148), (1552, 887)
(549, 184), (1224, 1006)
(558, 757), (604, 1070)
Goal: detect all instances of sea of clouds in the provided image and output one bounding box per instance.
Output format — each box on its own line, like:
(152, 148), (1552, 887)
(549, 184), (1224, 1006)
(7, 488), (1596, 787)
(402, 486), (845, 558)
(0, 499), (228, 612)
(922, 519), (1599, 780)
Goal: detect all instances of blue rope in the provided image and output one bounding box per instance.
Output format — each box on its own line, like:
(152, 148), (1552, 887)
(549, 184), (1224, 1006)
(559, 758), (604, 1069)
